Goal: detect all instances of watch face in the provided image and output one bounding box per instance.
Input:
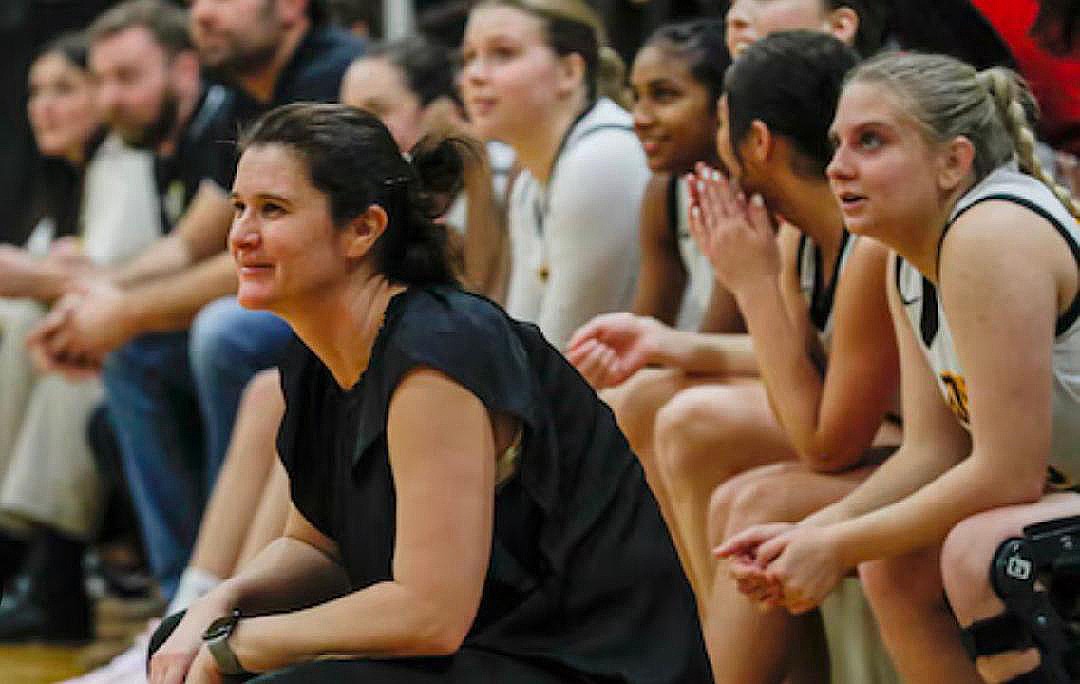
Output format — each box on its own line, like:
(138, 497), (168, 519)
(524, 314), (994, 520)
(202, 615), (235, 641)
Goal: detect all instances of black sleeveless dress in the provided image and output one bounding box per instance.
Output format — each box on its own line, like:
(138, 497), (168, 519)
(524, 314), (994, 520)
(273, 285), (712, 683)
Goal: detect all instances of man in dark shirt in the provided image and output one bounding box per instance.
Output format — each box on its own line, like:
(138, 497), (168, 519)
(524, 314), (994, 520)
(5, 0), (234, 639)
(35, 0), (362, 600)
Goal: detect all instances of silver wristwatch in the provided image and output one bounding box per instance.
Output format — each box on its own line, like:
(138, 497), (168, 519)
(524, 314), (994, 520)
(202, 609), (251, 676)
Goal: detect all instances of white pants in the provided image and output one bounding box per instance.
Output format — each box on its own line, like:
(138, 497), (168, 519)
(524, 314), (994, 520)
(0, 298), (104, 540)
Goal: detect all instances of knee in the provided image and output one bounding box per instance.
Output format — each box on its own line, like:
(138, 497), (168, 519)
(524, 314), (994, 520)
(102, 335), (155, 386)
(859, 556), (939, 617)
(940, 513), (1017, 625)
(654, 388), (747, 487)
(722, 473), (791, 540)
(240, 370), (283, 412)
(603, 370), (673, 459)
(189, 297), (246, 373)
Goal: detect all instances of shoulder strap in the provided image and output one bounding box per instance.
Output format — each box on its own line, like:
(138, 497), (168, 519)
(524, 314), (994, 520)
(941, 193), (1080, 335)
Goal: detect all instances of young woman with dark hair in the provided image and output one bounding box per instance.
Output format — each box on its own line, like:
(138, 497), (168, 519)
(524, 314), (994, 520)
(568, 18), (742, 462)
(569, 31), (902, 680)
(719, 51), (1080, 683)
(147, 103), (710, 683)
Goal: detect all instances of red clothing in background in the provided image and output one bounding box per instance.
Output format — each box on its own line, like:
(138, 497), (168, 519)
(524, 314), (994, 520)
(973, 0), (1080, 154)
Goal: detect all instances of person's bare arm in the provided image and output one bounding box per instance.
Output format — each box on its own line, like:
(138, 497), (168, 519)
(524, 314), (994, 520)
(745, 238), (899, 472)
(154, 367), (500, 683)
(109, 180), (232, 287)
(0, 245), (79, 302)
(825, 203), (1062, 562)
(697, 282), (745, 334)
(120, 250), (237, 333)
(631, 173), (688, 325)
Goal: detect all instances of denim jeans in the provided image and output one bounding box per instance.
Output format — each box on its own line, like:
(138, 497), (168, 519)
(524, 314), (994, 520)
(103, 297), (293, 599)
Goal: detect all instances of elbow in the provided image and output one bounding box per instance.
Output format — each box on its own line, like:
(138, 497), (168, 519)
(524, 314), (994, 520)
(397, 595), (474, 657)
(969, 459), (1045, 508)
(406, 623), (468, 658)
(799, 445), (862, 474)
(419, 631), (467, 657)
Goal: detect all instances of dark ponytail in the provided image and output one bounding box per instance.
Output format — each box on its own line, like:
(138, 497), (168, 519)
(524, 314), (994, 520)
(240, 103), (464, 287)
(725, 30), (859, 178)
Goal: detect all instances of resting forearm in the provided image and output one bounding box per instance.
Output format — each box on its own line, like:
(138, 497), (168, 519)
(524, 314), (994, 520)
(660, 329), (757, 375)
(236, 579), (470, 672)
(735, 281), (828, 466)
(109, 234), (192, 287)
(818, 442), (955, 526)
(123, 251), (237, 334)
(831, 453), (1044, 565)
(216, 536), (350, 616)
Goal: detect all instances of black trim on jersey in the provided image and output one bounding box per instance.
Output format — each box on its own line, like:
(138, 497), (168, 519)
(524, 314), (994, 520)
(804, 230), (851, 332)
(532, 102), (634, 237)
(667, 173), (682, 241)
(796, 234), (809, 282)
(894, 253), (940, 347)
(940, 193), (1080, 336)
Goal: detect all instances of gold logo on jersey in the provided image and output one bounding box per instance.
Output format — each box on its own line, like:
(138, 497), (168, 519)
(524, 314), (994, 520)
(164, 180), (186, 228)
(939, 372), (970, 424)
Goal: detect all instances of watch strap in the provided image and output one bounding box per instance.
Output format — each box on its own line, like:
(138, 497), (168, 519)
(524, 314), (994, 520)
(204, 611), (250, 676)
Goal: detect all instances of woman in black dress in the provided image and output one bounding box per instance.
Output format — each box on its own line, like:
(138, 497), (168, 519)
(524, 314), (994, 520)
(147, 103), (710, 683)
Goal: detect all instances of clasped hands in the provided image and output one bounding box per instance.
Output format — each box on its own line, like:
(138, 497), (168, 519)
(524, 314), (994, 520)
(25, 276), (134, 380)
(715, 521), (850, 615)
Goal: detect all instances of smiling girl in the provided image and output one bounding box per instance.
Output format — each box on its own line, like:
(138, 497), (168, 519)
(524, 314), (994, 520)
(568, 19), (741, 462)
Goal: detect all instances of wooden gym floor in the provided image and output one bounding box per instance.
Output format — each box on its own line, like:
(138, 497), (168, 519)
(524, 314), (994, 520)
(0, 644), (87, 683)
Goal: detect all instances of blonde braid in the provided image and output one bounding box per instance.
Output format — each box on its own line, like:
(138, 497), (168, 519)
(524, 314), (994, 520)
(979, 68), (1080, 220)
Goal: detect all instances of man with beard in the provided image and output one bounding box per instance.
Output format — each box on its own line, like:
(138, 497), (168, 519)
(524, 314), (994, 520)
(31, 0), (363, 605)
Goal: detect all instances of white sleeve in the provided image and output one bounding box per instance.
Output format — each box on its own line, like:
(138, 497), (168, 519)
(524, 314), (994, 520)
(536, 129), (648, 348)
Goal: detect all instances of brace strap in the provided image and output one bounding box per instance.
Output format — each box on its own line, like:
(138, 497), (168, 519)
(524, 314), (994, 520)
(963, 611), (1032, 658)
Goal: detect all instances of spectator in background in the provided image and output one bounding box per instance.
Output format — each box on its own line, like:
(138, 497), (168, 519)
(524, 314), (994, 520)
(32, 0), (363, 604)
(0, 0), (118, 248)
(462, 0), (650, 349)
(341, 37), (509, 300)
(28, 0), (237, 602)
(326, 0), (382, 38)
(0, 31), (160, 642)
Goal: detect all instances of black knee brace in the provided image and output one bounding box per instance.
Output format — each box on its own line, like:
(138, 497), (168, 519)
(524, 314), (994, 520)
(960, 515), (1080, 683)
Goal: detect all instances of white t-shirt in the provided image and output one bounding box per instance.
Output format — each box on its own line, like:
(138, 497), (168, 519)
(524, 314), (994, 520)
(505, 98), (649, 348)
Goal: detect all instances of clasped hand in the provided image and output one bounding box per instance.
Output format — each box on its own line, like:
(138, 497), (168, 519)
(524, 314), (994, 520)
(714, 522), (849, 614)
(686, 163), (781, 295)
(26, 278), (131, 379)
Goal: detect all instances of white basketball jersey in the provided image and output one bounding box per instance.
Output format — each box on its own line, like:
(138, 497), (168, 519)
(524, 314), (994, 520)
(896, 164), (1080, 482)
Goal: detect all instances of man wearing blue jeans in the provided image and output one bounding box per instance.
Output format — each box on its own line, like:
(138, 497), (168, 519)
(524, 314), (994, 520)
(103, 302), (293, 597)
(41, 0), (363, 599)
